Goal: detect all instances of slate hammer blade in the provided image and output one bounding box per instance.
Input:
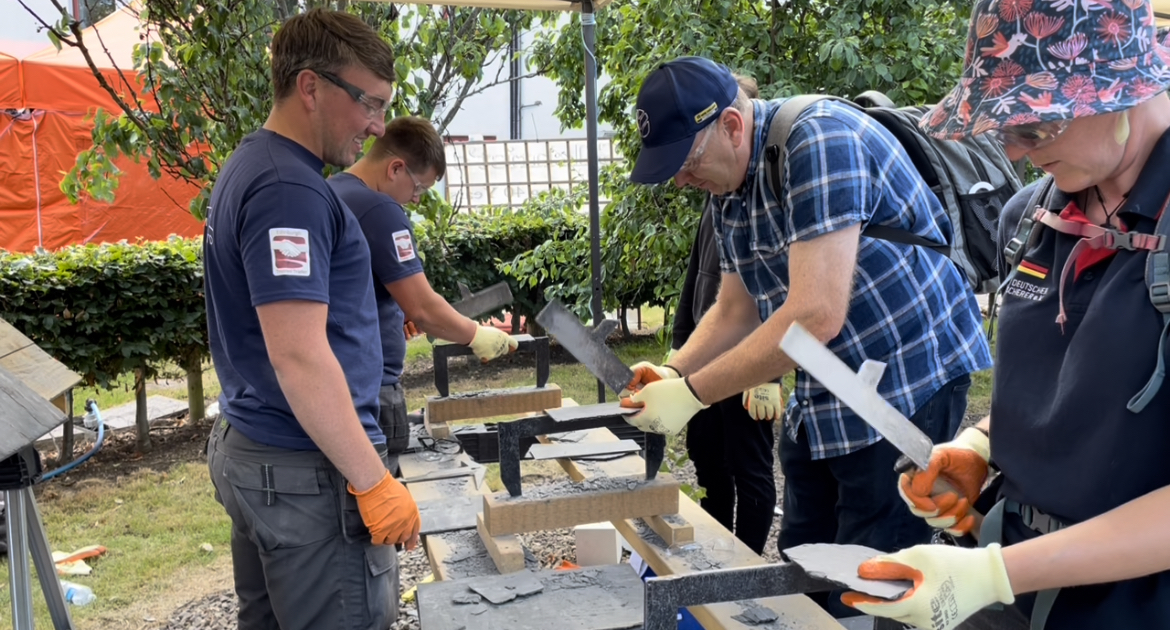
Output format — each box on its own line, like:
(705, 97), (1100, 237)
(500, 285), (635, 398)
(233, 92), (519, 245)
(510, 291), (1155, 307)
(779, 322), (934, 470)
(536, 300), (633, 395)
(450, 281), (513, 319)
(535, 300), (665, 479)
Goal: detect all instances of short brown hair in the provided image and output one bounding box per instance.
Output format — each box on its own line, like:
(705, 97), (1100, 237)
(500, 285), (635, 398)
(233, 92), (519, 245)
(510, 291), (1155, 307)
(270, 9), (396, 101)
(370, 116), (447, 179)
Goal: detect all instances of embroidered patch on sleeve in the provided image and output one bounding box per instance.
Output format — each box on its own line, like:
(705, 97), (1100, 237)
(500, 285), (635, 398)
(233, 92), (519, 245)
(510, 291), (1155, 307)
(269, 228), (311, 277)
(393, 229), (416, 262)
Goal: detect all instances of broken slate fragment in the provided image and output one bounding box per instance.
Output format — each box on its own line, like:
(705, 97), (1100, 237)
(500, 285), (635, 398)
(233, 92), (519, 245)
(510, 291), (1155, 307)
(469, 584), (518, 605)
(508, 577), (545, 598)
(468, 604), (488, 616)
(731, 602), (779, 625)
(452, 592), (482, 605)
(784, 543), (912, 600)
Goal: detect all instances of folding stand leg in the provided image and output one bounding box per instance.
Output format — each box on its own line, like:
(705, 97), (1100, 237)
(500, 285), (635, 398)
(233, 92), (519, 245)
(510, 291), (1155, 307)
(5, 488), (75, 630)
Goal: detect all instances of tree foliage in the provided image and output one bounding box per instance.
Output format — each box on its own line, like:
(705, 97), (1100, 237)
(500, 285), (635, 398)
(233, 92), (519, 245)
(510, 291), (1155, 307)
(526, 0), (971, 316)
(20, 0), (544, 220)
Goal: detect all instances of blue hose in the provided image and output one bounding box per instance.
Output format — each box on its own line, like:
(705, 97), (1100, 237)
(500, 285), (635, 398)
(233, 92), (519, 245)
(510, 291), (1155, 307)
(43, 399), (105, 480)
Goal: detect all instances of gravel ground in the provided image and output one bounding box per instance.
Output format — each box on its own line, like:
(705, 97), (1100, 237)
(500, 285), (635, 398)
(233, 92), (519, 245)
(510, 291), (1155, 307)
(158, 425), (788, 630)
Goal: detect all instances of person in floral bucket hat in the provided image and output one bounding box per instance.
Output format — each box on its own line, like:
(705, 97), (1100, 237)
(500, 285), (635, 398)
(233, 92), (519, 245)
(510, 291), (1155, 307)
(842, 2), (1170, 630)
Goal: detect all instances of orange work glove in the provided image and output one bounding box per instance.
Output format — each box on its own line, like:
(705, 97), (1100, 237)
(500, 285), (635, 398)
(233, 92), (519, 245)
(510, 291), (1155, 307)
(403, 321), (420, 340)
(348, 470), (421, 548)
(897, 427), (991, 536)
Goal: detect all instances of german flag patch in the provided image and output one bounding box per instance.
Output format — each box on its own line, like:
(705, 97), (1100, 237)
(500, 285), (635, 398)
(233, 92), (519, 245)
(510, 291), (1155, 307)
(1017, 260), (1048, 280)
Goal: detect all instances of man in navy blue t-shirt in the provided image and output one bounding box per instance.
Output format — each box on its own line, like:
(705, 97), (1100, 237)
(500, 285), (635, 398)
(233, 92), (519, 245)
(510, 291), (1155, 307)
(202, 10), (418, 630)
(329, 116), (517, 474)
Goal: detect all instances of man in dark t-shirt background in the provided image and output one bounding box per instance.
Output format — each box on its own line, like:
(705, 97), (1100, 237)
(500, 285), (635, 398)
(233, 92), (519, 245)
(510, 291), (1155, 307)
(203, 10), (419, 630)
(330, 116), (517, 476)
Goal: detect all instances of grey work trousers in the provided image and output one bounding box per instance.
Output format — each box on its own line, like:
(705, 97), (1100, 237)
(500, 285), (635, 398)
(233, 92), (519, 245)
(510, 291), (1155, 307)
(207, 418), (399, 630)
(377, 382), (409, 477)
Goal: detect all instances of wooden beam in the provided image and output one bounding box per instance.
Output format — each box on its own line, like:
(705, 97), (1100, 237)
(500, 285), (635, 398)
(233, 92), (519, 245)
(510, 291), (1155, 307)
(645, 514), (695, 546)
(546, 428), (845, 630)
(482, 475), (680, 537)
(477, 513), (526, 574)
(425, 385), (561, 424)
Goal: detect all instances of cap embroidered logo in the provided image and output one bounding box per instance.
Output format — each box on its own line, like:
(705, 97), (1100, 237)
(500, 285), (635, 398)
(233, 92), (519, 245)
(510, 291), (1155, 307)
(694, 102), (718, 124)
(637, 109), (651, 138)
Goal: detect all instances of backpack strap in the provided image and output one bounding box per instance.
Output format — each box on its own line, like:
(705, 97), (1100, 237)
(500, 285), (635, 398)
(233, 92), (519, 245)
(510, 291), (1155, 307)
(1128, 193), (1170, 413)
(987, 177), (1057, 343)
(764, 95), (833, 203)
(852, 90), (897, 109)
(764, 95), (950, 256)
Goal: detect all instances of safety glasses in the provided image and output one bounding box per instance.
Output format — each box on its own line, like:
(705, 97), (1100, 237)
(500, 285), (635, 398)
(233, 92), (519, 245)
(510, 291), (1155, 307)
(314, 69), (391, 119)
(989, 119), (1072, 151)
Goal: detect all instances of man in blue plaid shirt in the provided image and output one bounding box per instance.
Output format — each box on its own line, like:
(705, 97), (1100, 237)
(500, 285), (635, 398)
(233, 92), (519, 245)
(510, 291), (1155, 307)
(623, 56), (992, 617)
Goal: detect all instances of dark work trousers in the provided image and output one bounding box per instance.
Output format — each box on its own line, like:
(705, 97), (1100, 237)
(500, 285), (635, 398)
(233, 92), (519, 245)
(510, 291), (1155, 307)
(378, 382), (409, 477)
(207, 418), (398, 630)
(685, 395), (777, 555)
(778, 374), (972, 618)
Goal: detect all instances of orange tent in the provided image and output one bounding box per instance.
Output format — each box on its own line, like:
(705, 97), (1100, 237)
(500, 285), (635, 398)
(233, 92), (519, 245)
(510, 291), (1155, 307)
(0, 8), (201, 253)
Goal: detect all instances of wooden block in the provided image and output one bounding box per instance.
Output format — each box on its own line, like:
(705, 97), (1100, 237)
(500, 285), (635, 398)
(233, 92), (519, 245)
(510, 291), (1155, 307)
(482, 475), (679, 537)
(645, 514), (695, 546)
(424, 411), (450, 440)
(476, 513), (526, 574)
(0, 318), (81, 403)
(426, 384), (561, 424)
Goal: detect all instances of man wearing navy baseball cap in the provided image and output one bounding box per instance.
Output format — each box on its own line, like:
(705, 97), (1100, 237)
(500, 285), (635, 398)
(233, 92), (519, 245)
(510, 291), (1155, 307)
(620, 56), (991, 618)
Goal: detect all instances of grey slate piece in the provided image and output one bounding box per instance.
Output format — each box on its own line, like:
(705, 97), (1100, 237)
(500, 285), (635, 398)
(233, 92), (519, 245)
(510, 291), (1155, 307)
(545, 402), (637, 423)
(418, 565), (643, 630)
(525, 439), (640, 460)
(417, 496), (480, 535)
(784, 543), (912, 601)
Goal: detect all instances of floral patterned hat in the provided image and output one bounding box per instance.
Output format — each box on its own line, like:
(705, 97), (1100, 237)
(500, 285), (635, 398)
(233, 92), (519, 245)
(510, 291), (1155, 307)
(921, 0), (1170, 140)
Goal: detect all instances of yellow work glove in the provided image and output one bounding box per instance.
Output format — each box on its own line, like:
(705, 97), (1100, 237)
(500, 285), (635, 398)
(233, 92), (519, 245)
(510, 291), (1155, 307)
(618, 361), (680, 399)
(468, 325), (518, 363)
(621, 374), (708, 435)
(348, 470), (421, 549)
(742, 382), (783, 421)
(898, 427), (991, 536)
(842, 543), (1015, 630)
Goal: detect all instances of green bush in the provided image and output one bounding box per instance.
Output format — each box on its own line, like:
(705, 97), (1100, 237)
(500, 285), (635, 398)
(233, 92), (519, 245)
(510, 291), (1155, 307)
(0, 237), (207, 388)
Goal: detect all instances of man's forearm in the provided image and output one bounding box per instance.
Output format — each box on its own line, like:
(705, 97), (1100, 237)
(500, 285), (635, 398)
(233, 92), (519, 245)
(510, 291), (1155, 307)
(688, 303), (842, 404)
(411, 292), (477, 344)
(1003, 485), (1170, 594)
(670, 298), (759, 375)
(274, 351), (386, 491)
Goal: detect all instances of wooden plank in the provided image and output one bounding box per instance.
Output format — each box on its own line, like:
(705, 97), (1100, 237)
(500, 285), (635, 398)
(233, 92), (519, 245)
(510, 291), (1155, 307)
(482, 475), (680, 537)
(477, 513), (526, 574)
(0, 364), (67, 460)
(425, 530), (501, 582)
(526, 439), (640, 460)
(645, 514), (695, 546)
(417, 564), (642, 630)
(550, 428), (845, 630)
(0, 318), (31, 358)
(0, 344), (81, 403)
(426, 385), (562, 424)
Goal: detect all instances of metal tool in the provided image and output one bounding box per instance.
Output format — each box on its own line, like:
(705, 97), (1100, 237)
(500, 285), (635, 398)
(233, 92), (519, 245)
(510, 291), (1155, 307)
(643, 562), (905, 630)
(534, 300), (666, 483)
(536, 300), (628, 394)
(779, 322), (933, 470)
(450, 281), (513, 319)
(497, 403), (663, 496)
(431, 333), (549, 398)
(400, 462), (486, 490)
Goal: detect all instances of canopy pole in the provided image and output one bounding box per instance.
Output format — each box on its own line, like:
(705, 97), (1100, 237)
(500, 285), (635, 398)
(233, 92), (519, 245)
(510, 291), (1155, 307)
(582, 0), (605, 403)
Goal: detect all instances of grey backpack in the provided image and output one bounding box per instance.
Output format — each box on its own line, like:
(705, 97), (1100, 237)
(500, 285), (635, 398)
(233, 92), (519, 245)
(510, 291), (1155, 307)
(764, 91), (1023, 294)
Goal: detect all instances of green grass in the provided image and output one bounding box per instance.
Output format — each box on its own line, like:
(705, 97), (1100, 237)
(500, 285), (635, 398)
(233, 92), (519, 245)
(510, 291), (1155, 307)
(0, 463), (230, 629)
(67, 362), (222, 419)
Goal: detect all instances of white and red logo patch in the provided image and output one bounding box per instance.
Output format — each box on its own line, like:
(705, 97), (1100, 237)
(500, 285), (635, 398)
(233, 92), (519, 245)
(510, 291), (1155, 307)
(392, 229), (416, 263)
(269, 228), (311, 277)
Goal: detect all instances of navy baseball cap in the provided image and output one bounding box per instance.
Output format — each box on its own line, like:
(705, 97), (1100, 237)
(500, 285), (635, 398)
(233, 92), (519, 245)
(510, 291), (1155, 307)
(630, 57), (738, 184)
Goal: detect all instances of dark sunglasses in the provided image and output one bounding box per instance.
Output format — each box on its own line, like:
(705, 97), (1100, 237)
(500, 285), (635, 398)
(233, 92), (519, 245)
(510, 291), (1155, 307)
(989, 119), (1071, 151)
